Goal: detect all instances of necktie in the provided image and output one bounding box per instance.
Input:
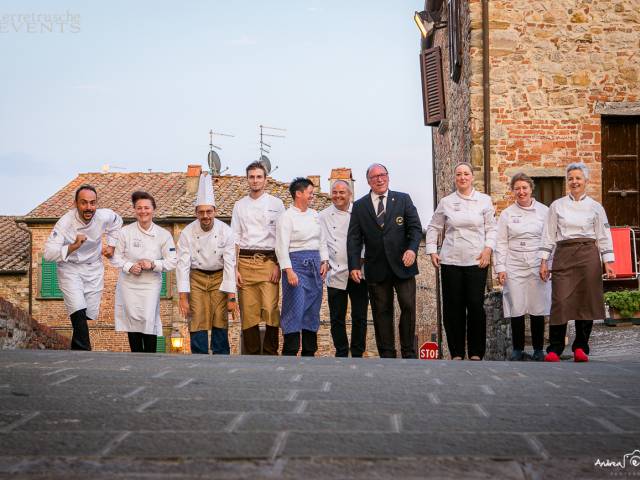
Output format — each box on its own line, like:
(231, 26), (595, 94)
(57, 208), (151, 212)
(376, 195), (385, 227)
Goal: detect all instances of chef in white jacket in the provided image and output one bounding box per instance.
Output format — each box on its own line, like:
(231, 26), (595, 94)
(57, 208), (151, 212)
(44, 184), (122, 350)
(425, 162), (497, 360)
(176, 173), (238, 355)
(112, 191), (177, 353)
(494, 173), (550, 361)
(319, 180), (369, 357)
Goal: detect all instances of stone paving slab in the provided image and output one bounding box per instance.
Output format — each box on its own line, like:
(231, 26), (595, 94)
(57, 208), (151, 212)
(0, 349), (639, 479)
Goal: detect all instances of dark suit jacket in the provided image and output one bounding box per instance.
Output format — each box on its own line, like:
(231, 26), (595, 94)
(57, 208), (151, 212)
(347, 190), (422, 283)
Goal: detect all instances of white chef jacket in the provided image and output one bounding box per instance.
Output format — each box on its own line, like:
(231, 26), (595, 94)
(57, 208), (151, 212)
(319, 204), (352, 289)
(43, 208), (123, 318)
(176, 218), (236, 294)
(425, 190), (497, 266)
(494, 200), (551, 317)
(539, 194), (615, 263)
(111, 222), (177, 335)
(276, 206), (329, 270)
(231, 193), (285, 250)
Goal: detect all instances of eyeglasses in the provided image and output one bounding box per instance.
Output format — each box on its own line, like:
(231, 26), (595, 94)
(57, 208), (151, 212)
(368, 173), (388, 181)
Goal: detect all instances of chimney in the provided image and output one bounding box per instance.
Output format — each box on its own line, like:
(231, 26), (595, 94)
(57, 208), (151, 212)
(329, 168), (355, 197)
(186, 164), (202, 195)
(307, 175), (321, 193)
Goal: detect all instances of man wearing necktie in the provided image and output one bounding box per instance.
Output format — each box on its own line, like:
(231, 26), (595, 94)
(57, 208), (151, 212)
(347, 164), (422, 358)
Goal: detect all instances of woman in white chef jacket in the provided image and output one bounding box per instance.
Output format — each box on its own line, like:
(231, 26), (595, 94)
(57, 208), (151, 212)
(425, 162), (497, 360)
(112, 191), (177, 353)
(494, 173), (550, 362)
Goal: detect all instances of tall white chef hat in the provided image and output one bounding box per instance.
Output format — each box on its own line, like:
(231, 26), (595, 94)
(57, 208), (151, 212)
(195, 172), (216, 207)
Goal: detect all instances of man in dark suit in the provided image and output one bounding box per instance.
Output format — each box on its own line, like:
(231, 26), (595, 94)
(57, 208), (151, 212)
(347, 164), (422, 358)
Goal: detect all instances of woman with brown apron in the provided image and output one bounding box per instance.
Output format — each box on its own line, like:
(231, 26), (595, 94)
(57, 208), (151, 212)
(539, 162), (616, 362)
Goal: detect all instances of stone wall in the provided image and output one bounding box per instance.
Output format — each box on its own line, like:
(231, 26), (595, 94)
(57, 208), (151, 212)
(0, 273), (28, 312)
(484, 0), (639, 212)
(431, 0), (474, 202)
(0, 297), (68, 350)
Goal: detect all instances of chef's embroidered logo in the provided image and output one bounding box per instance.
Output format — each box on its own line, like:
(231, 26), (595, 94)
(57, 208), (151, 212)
(133, 241), (142, 248)
(395, 216), (404, 226)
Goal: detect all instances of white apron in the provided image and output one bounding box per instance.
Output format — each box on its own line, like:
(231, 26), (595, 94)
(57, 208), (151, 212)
(495, 201), (551, 318)
(57, 261), (104, 320)
(502, 250), (551, 317)
(113, 222), (176, 336)
(115, 270), (163, 335)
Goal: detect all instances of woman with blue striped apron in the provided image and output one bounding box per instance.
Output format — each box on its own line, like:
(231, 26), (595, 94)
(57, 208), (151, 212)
(276, 177), (329, 356)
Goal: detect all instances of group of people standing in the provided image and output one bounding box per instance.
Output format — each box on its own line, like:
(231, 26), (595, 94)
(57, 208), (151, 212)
(44, 159), (615, 362)
(426, 161), (615, 362)
(44, 161), (422, 358)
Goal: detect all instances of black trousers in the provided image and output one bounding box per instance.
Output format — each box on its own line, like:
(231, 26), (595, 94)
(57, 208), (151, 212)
(441, 265), (487, 359)
(242, 325), (280, 355)
(367, 275), (416, 359)
(282, 329), (317, 357)
(70, 308), (92, 351)
(511, 315), (545, 351)
(327, 279), (369, 357)
(127, 332), (157, 353)
(547, 320), (593, 356)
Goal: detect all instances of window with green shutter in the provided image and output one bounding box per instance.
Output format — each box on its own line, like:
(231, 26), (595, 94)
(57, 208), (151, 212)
(40, 257), (63, 298)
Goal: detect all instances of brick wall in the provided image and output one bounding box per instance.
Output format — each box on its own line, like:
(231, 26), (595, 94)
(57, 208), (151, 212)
(432, 0), (639, 213)
(484, 0), (639, 212)
(0, 273), (28, 312)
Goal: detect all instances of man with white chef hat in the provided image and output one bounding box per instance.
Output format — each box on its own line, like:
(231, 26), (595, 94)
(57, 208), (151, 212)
(176, 172), (238, 354)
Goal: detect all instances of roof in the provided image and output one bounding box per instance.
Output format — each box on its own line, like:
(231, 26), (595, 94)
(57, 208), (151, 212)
(22, 172), (332, 222)
(0, 216), (29, 274)
(329, 168), (354, 180)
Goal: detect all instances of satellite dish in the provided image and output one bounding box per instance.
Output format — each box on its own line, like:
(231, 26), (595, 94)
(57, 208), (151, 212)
(259, 154), (272, 174)
(208, 150), (221, 175)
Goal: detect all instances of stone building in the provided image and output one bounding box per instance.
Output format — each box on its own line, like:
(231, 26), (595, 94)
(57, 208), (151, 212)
(415, 0), (639, 358)
(418, 0), (639, 224)
(2, 165), (439, 356)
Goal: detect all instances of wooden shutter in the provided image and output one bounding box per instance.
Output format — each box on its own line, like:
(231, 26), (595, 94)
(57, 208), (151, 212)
(40, 257), (63, 298)
(160, 271), (168, 298)
(420, 46), (446, 126)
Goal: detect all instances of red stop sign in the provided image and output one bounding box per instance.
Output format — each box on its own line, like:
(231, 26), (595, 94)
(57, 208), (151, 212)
(419, 341), (439, 360)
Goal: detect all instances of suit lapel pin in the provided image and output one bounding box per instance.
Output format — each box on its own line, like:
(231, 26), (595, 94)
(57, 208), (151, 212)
(396, 216), (404, 225)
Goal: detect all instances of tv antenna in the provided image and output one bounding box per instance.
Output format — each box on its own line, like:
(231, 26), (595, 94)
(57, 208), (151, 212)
(258, 124), (286, 175)
(208, 129), (235, 176)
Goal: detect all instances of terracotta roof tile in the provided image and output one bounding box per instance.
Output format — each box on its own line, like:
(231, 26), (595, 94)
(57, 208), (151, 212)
(23, 172), (332, 221)
(0, 216), (29, 273)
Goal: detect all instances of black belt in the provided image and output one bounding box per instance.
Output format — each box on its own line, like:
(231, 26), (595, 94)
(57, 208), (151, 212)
(239, 249), (277, 261)
(194, 268), (223, 275)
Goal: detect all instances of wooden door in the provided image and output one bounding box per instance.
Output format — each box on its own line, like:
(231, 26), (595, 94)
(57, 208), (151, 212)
(602, 116), (640, 227)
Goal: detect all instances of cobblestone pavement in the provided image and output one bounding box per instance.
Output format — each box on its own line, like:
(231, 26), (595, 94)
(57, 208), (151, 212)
(0, 349), (639, 479)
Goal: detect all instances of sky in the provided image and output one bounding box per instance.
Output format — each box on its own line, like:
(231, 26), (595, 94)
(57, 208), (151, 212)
(0, 0), (434, 223)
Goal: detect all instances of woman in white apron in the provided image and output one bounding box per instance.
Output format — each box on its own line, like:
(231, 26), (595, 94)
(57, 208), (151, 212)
(494, 173), (551, 361)
(112, 191), (177, 353)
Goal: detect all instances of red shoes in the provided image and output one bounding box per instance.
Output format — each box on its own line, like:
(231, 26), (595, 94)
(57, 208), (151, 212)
(544, 352), (560, 362)
(574, 348), (589, 362)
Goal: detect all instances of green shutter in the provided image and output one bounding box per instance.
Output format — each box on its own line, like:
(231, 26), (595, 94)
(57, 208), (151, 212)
(160, 271), (168, 298)
(40, 257), (63, 298)
(156, 335), (166, 353)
